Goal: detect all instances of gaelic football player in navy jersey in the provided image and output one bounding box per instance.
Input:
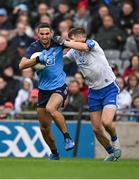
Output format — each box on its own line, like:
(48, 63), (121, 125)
(19, 23), (75, 160)
(53, 27), (121, 161)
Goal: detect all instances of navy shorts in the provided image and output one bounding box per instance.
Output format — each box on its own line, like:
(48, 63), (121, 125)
(37, 84), (68, 108)
(88, 81), (119, 112)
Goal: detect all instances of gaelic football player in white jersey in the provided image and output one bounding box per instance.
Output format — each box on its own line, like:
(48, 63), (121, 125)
(53, 27), (121, 161)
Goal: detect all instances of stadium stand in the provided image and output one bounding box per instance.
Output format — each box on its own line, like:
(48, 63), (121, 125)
(0, 0), (139, 121)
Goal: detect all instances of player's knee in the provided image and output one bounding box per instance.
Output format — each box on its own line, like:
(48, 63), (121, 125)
(93, 126), (102, 135)
(46, 106), (57, 117)
(46, 105), (55, 115)
(40, 125), (50, 133)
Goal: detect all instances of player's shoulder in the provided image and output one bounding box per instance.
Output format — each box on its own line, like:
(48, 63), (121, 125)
(88, 39), (102, 51)
(29, 40), (41, 48)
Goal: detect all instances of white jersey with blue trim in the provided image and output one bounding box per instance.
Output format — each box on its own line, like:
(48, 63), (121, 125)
(66, 40), (116, 90)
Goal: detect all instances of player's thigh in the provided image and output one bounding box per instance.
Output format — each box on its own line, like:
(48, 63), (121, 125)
(46, 93), (63, 111)
(102, 81), (119, 111)
(101, 106), (116, 126)
(90, 110), (102, 130)
(102, 87), (117, 126)
(37, 107), (52, 127)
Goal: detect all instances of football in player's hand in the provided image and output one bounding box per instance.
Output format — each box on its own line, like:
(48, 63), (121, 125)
(30, 52), (45, 70)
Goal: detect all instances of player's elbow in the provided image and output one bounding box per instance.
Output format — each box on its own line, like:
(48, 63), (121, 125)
(19, 62), (24, 70)
(19, 57), (28, 70)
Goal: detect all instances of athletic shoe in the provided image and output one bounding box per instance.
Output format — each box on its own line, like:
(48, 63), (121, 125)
(65, 138), (75, 151)
(112, 139), (122, 160)
(113, 148), (121, 160)
(48, 152), (60, 160)
(104, 154), (115, 161)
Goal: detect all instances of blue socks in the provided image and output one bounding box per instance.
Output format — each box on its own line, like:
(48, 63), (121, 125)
(105, 145), (114, 154)
(111, 135), (117, 142)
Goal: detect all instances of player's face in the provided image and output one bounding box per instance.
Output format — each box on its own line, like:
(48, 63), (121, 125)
(38, 28), (52, 45)
(70, 34), (86, 42)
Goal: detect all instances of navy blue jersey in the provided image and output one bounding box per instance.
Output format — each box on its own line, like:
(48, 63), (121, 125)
(25, 40), (66, 90)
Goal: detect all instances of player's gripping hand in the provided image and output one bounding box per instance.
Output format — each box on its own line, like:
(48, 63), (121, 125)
(52, 36), (65, 45)
(36, 50), (48, 64)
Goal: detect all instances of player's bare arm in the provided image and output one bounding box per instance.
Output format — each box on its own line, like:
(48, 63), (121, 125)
(64, 40), (89, 51)
(53, 36), (90, 51)
(19, 57), (37, 70)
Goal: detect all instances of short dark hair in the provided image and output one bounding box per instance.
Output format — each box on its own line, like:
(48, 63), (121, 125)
(68, 27), (86, 38)
(37, 23), (52, 30)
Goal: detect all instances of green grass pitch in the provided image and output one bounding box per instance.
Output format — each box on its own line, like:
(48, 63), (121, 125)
(0, 158), (139, 179)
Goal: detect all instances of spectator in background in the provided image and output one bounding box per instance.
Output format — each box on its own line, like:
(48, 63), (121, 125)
(52, 3), (70, 32)
(73, 2), (91, 35)
(11, 3), (29, 26)
(21, 68), (38, 88)
(96, 15), (125, 50)
(39, 14), (52, 25)
(57, 20), (70, 38)
(89, 4), (110, 36)
(123, 54), (139, 80)
(0, 76), (15, 105)
(0, 29), (11, 40)
(134, 67), (139, 80)
(108, 0), (123, 23)
(2, 65), (20, 98)
(14, 78), (33, 113)
(4, 102), (14, 120)
(30, 2), (49, 28)
(0, 35), (17, 73)
(88, 0), (100, 15)
(111, 63), (121, 77)
(17, 14), (34, 37)
(129, 95), (139, 122)
(64, 16), (73, 30)
(74, 72), (88, 104)
(133, 0), (139, 19)
(22, 89), (38, 111)
(10, 22), (34, 49)
(126, 74), (139, 98)
(64, 80), (85, 112)
(0, 8), (13, 30)
(10, 39), (28, 75)
(119, 1), (136, 36)
(122, 23), (139, 59)
(0, 104), (7, 120)
(116, 76), (132, 109)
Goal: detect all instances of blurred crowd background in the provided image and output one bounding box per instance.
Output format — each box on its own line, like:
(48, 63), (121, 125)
(0, 0), (139, 121)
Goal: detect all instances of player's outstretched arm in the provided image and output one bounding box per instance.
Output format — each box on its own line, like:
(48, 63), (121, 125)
(53, 36), (91, 51)
(19, 50), (49, 70)
(19, 57), (37, 70)
(64, 40), (89, 51)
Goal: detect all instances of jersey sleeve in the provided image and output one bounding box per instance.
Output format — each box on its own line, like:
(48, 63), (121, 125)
(86, 39), (95, 49)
